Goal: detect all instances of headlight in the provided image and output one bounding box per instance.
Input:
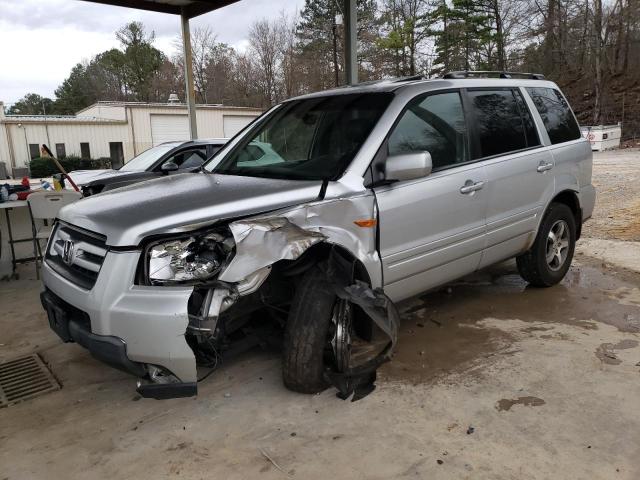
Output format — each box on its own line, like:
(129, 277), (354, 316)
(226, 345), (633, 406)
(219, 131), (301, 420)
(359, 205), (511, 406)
(147, 231), (234, 285)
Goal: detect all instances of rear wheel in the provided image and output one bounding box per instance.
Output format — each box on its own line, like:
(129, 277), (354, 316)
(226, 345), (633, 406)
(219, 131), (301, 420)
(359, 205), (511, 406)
(517, 202), (576, 287)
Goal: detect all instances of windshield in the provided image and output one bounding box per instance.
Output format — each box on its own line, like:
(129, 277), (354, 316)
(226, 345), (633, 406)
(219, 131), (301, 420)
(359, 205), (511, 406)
(208, 93), (392, 180)
(119, 144), (179, 172)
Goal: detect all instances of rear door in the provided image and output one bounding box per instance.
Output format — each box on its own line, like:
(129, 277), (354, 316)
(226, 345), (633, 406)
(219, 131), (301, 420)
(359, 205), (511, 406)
(465, 87), (555, 268)
(375, 90), (488, 302)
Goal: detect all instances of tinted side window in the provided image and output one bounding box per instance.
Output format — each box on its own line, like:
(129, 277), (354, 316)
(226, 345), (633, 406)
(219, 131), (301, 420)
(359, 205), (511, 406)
(163, 148), (207, 170)
(526, 87), (581, 144)
(468, 89), (528, 157)
(388, 92), (469, 170)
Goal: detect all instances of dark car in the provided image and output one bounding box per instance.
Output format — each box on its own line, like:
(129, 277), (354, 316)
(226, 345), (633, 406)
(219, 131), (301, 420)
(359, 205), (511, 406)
(69, 138), (227, 196)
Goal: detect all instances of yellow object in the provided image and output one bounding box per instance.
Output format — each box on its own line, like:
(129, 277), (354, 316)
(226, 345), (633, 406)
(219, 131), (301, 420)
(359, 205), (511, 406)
(52, 178), (63, 191)
(354, 219), (377, 228)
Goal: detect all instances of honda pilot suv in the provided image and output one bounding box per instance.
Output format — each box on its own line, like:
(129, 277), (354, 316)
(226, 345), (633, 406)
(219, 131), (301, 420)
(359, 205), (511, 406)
(40, 73), (595, 400)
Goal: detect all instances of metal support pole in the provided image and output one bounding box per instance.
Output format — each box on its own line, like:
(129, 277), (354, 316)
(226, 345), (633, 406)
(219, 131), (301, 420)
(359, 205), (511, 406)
(344, 0), (358, 85)
(180, 8), (198, 140)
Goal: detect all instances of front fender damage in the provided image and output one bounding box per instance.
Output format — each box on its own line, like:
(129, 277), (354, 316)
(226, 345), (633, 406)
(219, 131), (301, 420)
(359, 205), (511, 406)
(218, 217), (327, 283)
(212, 196), (399, 400)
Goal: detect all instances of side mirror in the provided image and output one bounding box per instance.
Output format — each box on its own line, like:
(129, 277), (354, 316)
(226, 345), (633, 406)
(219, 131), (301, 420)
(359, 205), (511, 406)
(161, 161), (179, 174)
(385, 151), (433, 182)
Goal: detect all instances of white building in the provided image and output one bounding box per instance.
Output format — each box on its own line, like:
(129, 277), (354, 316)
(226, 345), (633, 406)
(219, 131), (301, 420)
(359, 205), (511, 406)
(0, 101), (262, 175)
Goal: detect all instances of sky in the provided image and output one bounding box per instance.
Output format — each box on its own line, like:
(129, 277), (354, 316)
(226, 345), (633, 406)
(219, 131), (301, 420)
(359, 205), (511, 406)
(0, 0), (303, 106)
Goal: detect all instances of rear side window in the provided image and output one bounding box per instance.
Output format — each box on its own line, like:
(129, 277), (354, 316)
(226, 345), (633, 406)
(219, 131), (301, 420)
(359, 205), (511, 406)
(468, 89), (536, 158)
(388, 92), (469, 170)
(162, 147), (207, 170)
(526, 87), (581, 144)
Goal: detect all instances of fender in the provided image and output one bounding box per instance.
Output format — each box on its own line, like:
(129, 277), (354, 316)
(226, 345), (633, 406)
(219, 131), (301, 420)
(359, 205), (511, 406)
(528, 186), (581, 250)
(218, 192), (384, 291)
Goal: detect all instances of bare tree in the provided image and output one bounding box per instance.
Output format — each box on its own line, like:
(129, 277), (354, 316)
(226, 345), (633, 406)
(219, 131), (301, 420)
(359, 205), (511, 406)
(278, 12), (302, 99)
(191, 27), (217, 103)
(249, 18), (285, 106)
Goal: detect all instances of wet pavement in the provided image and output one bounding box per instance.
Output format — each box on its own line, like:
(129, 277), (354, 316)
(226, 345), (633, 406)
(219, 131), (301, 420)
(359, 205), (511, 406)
(1, 248), (639, 479)
(1, 149), (639, 479)
(384, 256), (640, 385)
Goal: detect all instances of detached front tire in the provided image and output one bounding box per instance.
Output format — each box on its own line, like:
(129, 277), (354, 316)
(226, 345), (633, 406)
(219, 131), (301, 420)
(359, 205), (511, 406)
(517, 202), (576, 287)
(283, 264), (351, 394)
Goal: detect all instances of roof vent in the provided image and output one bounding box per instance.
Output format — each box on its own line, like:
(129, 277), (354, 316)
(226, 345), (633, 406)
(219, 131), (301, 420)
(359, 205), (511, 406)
(168, 93), (180, 104)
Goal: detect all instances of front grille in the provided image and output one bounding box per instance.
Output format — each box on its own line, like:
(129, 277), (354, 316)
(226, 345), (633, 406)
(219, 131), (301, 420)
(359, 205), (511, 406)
(45, 222), (108, 290)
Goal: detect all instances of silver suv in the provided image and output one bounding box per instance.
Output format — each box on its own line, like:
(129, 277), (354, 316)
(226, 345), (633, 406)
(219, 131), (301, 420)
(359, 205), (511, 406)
(40, 73), (595, 400)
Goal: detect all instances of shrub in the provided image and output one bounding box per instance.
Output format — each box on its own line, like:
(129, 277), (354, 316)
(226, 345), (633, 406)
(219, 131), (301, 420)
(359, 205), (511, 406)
(29, 156), (112, 178)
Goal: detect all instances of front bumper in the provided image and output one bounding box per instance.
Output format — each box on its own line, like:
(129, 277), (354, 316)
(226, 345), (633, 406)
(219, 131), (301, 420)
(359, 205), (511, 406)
(41, 250), (198, 384)
(41, 289), (147, 377)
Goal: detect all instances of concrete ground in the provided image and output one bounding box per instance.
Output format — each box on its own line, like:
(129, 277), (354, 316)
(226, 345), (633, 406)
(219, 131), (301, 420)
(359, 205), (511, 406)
(1, 150), (639, 480)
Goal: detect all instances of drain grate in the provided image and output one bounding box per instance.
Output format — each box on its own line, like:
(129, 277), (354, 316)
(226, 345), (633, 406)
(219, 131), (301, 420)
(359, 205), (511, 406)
(0, 354), (60, 407)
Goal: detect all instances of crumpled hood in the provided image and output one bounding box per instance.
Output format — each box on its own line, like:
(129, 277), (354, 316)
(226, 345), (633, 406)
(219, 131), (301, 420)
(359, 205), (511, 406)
(58, 172), (323, 246)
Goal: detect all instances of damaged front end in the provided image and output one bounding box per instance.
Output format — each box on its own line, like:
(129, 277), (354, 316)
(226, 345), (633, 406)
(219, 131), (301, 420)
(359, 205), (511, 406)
(137, 197), (399, 401)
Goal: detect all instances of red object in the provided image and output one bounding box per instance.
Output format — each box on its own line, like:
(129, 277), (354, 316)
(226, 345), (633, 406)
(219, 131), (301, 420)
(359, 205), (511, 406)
(21, 177), (30, 188)
(17, 190), (33, 201)
(64, 174), (80, 193)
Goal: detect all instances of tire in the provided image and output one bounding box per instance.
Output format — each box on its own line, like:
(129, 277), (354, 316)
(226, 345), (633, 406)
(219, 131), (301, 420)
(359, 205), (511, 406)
(517, 202), (576, 287)
(282, 265), (336, 393)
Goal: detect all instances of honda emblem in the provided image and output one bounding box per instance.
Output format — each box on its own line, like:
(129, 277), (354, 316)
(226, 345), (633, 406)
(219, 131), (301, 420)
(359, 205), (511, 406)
(62, 240), (75, 266)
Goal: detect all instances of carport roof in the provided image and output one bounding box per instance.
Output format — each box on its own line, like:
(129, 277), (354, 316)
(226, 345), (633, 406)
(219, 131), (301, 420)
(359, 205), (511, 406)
(80, 0), (240, 18)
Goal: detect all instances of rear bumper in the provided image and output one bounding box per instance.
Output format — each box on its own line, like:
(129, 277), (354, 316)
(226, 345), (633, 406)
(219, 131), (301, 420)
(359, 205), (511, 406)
(580, 184), (596, 222)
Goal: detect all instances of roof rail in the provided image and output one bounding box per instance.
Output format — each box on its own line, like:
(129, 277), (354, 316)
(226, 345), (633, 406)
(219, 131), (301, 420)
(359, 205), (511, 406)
(442, 71), (545, 80)
(391, 75), (425, 83)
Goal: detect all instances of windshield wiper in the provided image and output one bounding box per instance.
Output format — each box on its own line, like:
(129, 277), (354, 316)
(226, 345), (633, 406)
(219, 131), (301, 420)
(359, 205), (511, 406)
(318, 178), (331, 200)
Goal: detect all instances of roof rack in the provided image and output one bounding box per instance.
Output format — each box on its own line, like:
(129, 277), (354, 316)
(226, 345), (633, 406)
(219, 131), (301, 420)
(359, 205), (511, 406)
(442, 71), (545, 80)
(391, 75), (425, 83)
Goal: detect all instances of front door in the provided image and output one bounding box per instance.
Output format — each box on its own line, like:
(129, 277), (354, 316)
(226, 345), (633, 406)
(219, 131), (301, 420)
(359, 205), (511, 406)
(374, 91), (488, 302)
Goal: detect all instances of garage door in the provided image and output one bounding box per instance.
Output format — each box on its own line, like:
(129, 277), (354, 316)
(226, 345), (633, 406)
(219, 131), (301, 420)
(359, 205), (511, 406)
(150, 114), (190, 146)
(223, 115), (256, 138)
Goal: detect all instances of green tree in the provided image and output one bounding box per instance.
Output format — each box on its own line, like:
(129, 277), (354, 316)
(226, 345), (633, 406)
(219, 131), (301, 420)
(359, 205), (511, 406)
(116, 21), (165, 101)
(7, 93), (55, 115)
(431, 0), (494, 73)
(88, 48), (128, 100)
(296, 0), (380, 90)
(54, 63), (95, 114)
(378, 0), (431, 77)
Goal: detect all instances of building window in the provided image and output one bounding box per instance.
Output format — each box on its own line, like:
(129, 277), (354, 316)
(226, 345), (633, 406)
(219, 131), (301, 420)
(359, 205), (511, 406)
(55, 143), (66, 159)
(29, 144), (40, 160)
(80, 142), (91, 159)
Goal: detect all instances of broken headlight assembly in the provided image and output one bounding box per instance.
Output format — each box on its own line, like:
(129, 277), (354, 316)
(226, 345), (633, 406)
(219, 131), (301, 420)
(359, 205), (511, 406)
(145, 230), (234, 285)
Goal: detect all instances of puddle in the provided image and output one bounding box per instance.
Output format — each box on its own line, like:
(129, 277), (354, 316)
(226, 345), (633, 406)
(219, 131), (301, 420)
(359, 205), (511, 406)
(496, 396), (546, 411)
(380, 259), (640, 384)
(595, 339), (639, 365)
(608, 287), (640, 307)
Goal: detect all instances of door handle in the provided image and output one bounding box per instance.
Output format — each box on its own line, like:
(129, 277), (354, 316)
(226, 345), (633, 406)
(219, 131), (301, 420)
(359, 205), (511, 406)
(537, 161), (553, 172)
(460, 180), (484, 194)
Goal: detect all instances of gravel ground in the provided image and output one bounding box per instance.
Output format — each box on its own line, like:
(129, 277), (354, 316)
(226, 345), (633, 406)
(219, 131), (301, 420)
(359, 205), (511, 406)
(582, 148), (640, 241)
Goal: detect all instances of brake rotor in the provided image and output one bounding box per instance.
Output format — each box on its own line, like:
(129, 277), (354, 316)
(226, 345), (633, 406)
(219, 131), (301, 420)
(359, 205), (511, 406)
(330, 298), (352, 372)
